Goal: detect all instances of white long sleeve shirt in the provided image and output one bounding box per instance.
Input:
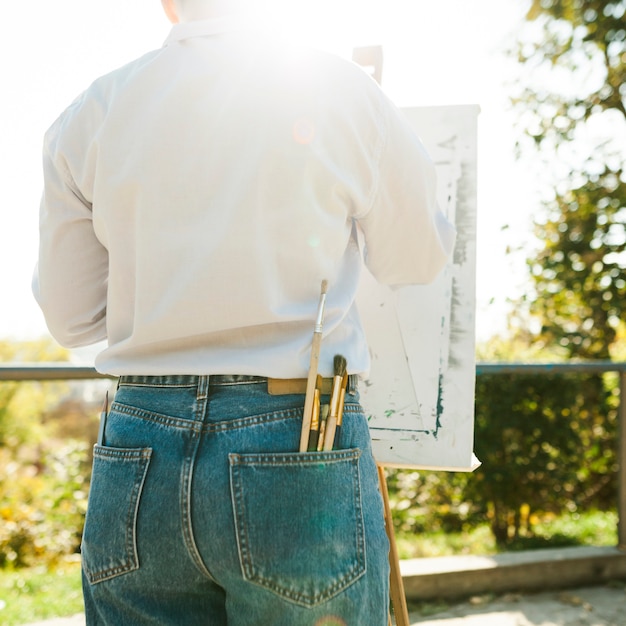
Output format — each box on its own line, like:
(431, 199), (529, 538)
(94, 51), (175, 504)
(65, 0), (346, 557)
(33, 16), (455, 378)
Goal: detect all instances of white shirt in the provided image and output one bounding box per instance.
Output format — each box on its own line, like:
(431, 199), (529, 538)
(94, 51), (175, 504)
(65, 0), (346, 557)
(33, 16), (455, 378)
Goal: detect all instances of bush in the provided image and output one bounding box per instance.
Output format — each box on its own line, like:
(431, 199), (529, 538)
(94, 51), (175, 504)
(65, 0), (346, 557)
(0, 441), (89, 568)
(469, 371), (617, 545)
(387, 369), (619, 549)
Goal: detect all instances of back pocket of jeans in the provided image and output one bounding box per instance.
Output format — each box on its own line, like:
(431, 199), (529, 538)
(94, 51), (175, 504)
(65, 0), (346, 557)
(229, 448), (366, 607)
(82, 445), (152, 584)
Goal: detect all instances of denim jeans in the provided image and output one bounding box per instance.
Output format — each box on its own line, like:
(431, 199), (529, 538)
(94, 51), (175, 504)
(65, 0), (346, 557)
(81, 375), (390, 625)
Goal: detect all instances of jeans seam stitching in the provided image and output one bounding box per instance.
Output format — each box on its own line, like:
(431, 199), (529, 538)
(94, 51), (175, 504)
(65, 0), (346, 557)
(110, 403), (362, 434)
(229, 454), (366, 606)
(84, 449), (152, 584)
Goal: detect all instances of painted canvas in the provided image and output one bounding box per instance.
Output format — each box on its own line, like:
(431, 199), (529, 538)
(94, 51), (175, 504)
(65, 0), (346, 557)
(357, 104), (479, 471)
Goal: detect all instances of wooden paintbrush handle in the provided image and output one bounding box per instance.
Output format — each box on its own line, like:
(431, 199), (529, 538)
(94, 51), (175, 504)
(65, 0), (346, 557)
(299, 331), (322, 451)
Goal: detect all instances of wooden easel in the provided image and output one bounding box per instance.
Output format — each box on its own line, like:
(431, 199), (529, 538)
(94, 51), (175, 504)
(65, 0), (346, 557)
(378, 465), (410, 626)
(352, 45), (384, 85)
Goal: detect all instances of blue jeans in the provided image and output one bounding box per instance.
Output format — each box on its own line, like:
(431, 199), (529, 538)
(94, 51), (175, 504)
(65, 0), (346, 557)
(81, 375), (390, 625)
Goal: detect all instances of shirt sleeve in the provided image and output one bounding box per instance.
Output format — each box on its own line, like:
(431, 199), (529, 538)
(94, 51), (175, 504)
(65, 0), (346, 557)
(32, 115), (109, 348)
(356, 96), (456, 287)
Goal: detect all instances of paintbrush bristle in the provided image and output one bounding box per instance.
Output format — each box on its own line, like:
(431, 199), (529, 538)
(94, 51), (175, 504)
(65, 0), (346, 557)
(333, 354), (347, 378)
(321, 279), (328, 294)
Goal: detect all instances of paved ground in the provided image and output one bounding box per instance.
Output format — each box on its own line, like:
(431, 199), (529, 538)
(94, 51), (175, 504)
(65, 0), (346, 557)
(22, 583), (626, 625)
(408, 584), (626, 625)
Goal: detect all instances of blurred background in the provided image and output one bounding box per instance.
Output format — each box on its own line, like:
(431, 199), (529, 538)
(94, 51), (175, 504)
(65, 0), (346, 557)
(1, 1), (625, 623)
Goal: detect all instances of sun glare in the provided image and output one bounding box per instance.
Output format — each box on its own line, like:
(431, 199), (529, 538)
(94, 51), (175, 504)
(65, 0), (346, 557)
(264, 0), (377, 58)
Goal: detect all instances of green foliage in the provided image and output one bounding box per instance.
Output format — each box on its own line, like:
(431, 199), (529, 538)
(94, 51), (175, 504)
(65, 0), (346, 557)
(0, 339), (68, 363)
(513, 0), (626, 357)
(392, 510), (616, 560)
(530, 173), (626, 358)
(469, 371), (617, 545)
(0, 338), (91, 570)
(521, 0), (625, 132)
(386, 469), (478, 537)
(421, 0), (625, 548)
(0, 512), (616, 624)
(0, 336), (619, 567)
(0, 441), (89, 568)
(526, 509), (618, 547)
(0, 562), (83, 625)
(387, 356), (619, 549)
(475, 332), (567, 362)
(0, 338), (70, 449)
(610, 322), (626, 360)
(395, 525), (496, 560)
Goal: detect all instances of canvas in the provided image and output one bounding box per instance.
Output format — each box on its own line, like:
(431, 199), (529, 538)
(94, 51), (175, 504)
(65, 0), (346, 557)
(357, 104), (479, 471)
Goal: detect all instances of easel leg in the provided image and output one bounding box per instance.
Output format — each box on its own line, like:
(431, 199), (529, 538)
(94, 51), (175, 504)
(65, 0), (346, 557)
(377, 464), (410, 626)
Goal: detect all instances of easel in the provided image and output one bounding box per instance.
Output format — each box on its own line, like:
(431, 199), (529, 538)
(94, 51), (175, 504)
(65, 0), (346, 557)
(378, 465), (410, 626)
(351, 45), (410, 626)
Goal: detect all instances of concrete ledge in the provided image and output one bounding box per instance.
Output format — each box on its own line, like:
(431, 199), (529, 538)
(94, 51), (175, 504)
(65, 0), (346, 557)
(401, 546), (626, 600)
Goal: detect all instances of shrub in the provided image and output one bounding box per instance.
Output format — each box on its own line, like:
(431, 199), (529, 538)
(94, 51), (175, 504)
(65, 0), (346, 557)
(387, 369), (619, 549)
(0, 441), (89, 568)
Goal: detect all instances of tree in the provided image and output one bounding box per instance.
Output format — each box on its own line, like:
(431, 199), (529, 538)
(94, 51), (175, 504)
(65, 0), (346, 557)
(453, 1), (626, 548)
(514, 0), (626, 358)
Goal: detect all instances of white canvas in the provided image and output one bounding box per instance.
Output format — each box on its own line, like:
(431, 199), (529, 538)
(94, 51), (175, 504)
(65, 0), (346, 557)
(357, 104), (479, 471)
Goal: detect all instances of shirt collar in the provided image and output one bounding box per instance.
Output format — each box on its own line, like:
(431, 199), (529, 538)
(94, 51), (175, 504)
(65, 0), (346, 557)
(163, 14), (265, 46)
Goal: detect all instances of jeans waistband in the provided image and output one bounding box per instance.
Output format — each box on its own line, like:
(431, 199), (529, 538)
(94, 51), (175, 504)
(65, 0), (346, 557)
(118, 374), (359, 394)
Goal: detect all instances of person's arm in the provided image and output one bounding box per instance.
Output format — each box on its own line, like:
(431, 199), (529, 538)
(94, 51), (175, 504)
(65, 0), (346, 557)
(356, 99), (456, 287)
(33, 117), (108, 348)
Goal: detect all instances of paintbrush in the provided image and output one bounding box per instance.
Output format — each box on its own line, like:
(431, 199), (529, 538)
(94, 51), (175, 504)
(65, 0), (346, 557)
(333, 372), (349, 450)
(307, 376), (323, 451)
(322, 354), (347, 451)
(299, 280), (328, 452)
(316, 404), (330, 452)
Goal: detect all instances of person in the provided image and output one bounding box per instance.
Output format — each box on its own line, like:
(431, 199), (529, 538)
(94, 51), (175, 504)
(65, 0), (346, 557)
(33, 0), (455, 624)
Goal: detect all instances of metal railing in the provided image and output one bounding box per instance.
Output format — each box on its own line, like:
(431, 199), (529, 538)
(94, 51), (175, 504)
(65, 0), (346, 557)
(2, 361), (626, 547)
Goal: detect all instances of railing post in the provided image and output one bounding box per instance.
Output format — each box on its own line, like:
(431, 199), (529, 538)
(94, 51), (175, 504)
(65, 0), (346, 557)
(617, 369), (626, 550)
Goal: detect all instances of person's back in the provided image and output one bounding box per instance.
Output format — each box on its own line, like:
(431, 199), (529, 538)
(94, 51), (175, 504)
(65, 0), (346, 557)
(33, 1), (454, 624)
(35, 15), (452, 378)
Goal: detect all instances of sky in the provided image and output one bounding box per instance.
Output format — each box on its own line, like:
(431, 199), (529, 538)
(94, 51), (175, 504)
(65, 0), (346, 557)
(0, 0), (539, 358)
